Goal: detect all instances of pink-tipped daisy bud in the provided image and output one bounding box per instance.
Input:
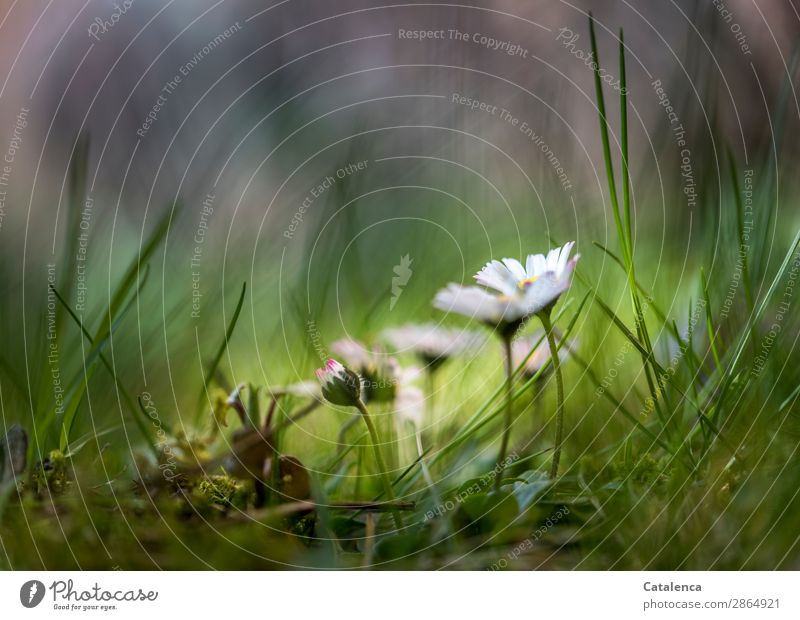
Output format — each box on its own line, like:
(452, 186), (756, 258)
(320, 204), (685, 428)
(315, 359), (362, 406)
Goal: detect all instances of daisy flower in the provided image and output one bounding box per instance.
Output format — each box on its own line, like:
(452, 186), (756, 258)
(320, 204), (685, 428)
(433, 241), (579, 483)
(382, 323), (484, 368)
(434, 241), (579, 332)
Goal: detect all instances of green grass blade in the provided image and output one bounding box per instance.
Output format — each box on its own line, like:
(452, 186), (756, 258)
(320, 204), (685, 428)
(726, 147), (755, 314)
(588, 16), (662, 426)
(49, 281), (157, 457)
(567, 351), (681, 460)
(780, 383), (800, 412)
(588, 13), (626, 262)
(592, 241), (707, 371)
(55, 133), (90, 336)
(57, 365), (99, 454)
(589, 294), (653, 367)
(196, 281), (247, 419)
(712, 229), (800, 412)
(700, 268), (723, 374)
(619, 28), (632, 247)
(97, 202), (177, 341)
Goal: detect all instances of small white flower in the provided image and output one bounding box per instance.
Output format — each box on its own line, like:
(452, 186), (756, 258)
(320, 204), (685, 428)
(512, 329), (575, 378)
(434, 242), (579, 327)
(315, 359), (361, 406)
(382, 323), (484, 366)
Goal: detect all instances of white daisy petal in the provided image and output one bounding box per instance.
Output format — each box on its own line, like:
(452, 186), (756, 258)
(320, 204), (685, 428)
(545, 248), (561, 271)
(557, 241), (575, 276)
(474, 260), (519, 295)
(526, 253), (547, 278)
(436, 243), (578, 330)
(501, 258), (527, 281)
(435, 284), (507, 323)
(522, 273), (570, 315)
(563, 254), (579, 280)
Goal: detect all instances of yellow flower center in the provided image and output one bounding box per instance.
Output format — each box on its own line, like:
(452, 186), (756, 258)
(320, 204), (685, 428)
(518, 275), (539, 289)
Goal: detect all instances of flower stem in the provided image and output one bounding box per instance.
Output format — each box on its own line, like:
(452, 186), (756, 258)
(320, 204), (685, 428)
(418, 369), (438, 492)
(496, 334), (514, 491)
(355, 399), (404, 529)
(425, 367), (436, 422)
(539, 311), (565, 479)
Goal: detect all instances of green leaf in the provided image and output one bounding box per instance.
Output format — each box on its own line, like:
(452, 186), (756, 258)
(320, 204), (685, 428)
(48, 273), (157, 458)
(512, 470), (552, 513)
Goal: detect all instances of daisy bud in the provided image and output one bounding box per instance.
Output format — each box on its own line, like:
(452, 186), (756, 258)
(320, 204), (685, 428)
(330, 338), (398, 403)
(315, 359), (362, 406)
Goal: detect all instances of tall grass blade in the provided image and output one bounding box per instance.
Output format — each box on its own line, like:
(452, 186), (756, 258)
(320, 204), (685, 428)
(196, 281), (247, 419)
(589, 15), (663, 424)
(700, 268), (723, 374)
(55, 133), (90, 336)
(97, 203), (177, 341)
(49, 279), (157, 457)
